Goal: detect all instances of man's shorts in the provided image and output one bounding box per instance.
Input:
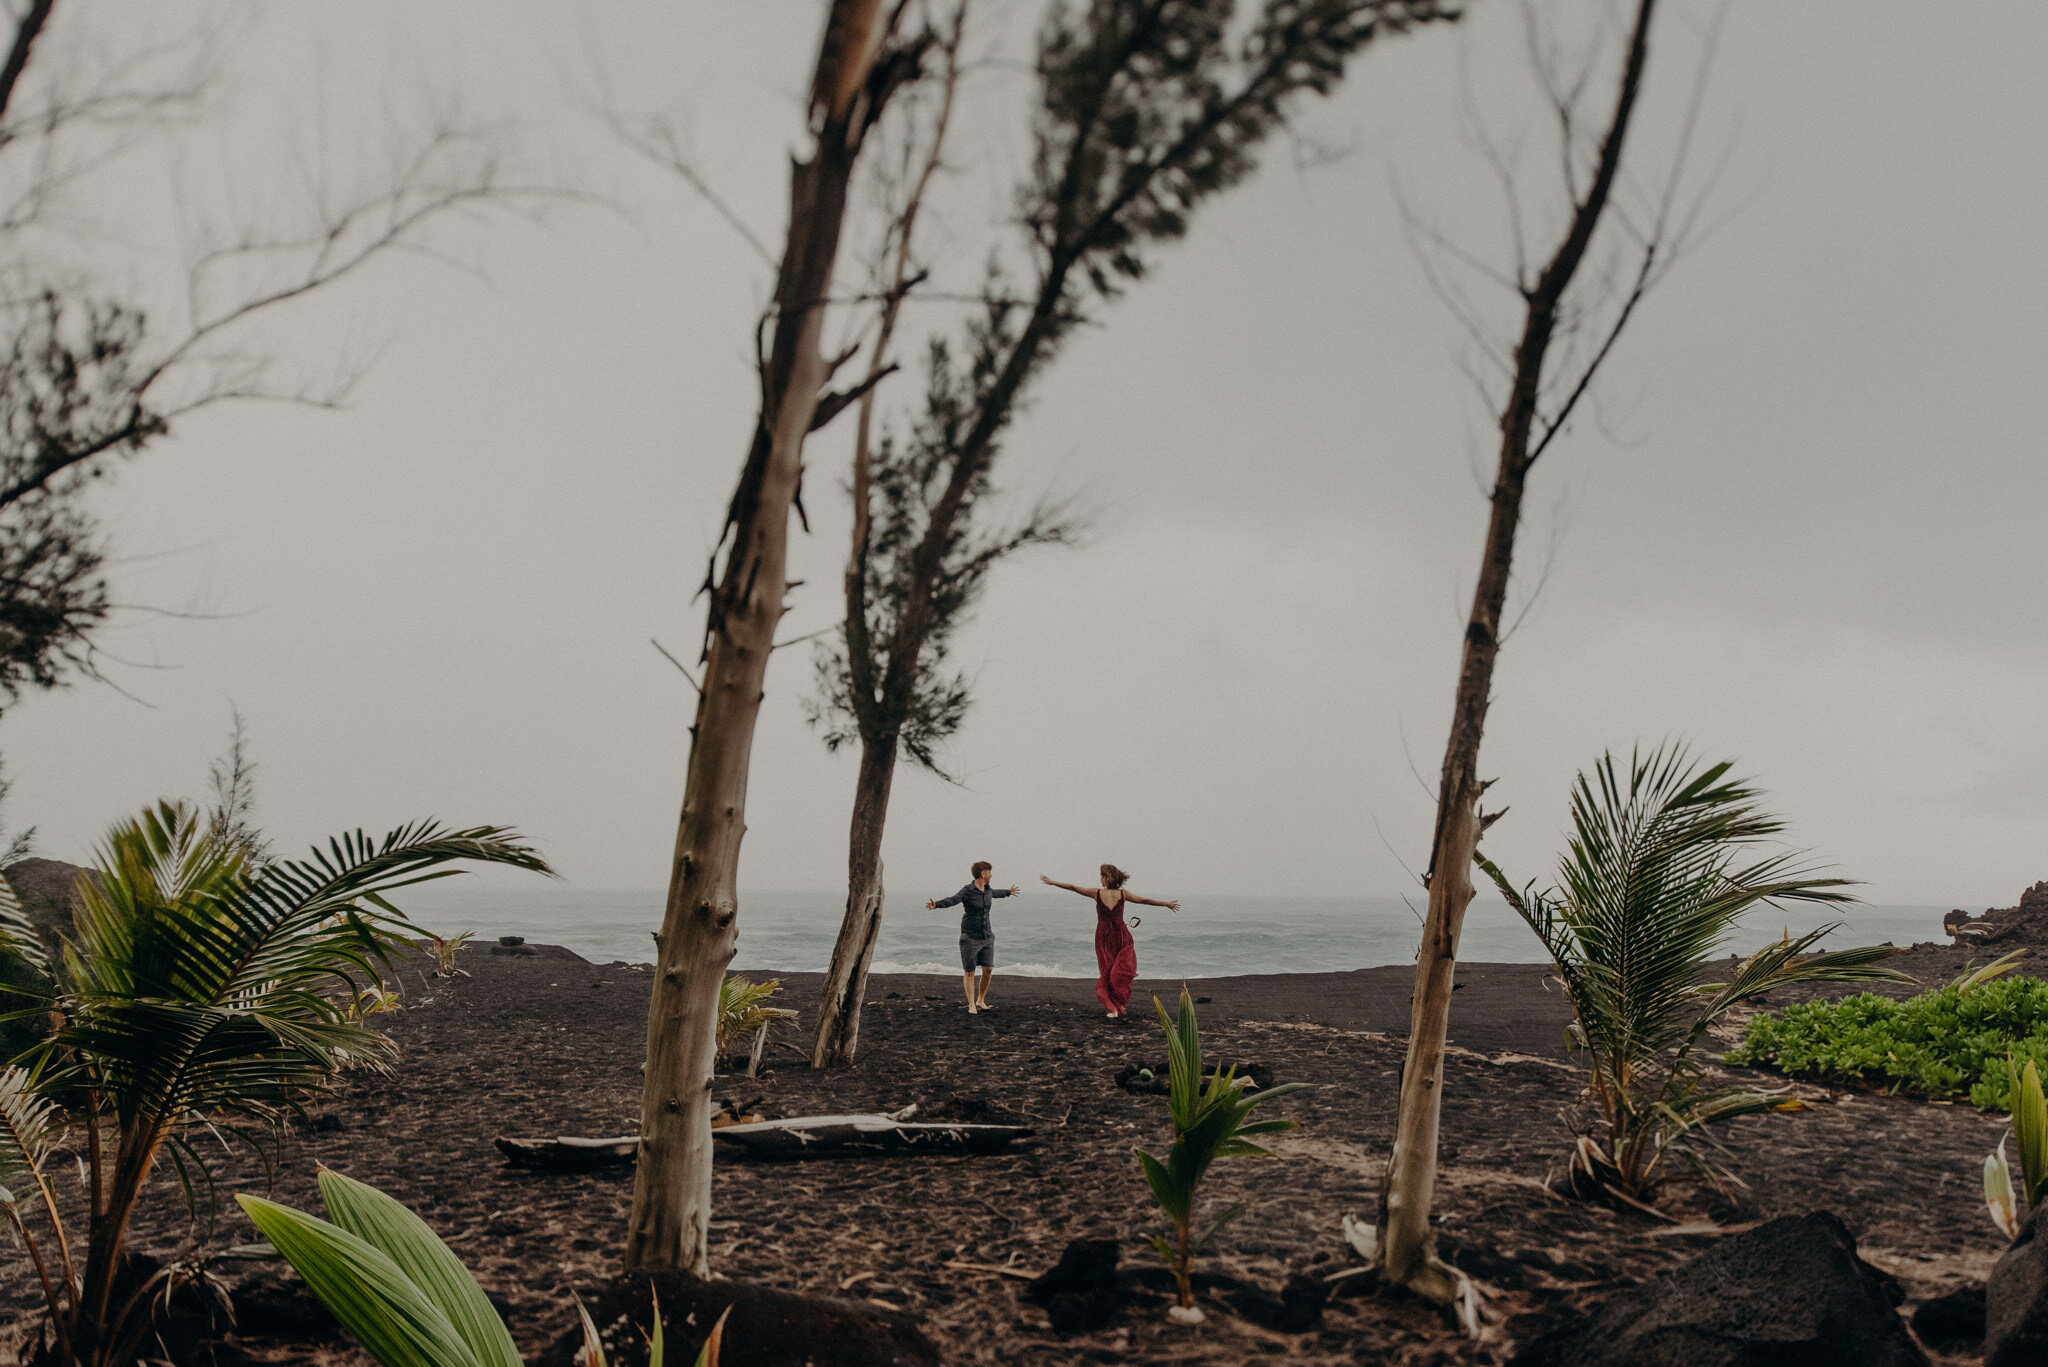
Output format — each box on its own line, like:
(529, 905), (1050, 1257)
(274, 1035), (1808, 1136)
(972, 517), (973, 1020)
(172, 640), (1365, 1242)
(959, 935), (994, 970)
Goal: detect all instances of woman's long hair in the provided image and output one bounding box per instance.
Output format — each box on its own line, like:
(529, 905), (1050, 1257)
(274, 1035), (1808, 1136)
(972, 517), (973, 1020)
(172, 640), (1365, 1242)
(1100, 863), (1129, 889)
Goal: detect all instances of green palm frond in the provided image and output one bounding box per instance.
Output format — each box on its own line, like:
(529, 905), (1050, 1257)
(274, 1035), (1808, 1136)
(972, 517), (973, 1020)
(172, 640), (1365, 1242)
(1138, 987), (1312, 1308)
(47, 803), (551, 1132)
(0, 1062), (57, 1189)
(2011, 1057), (2048, 1210)
(239, 1193), (484, 1367)
(715, 976), (796, 1054)
(2, 801), (550, 1367)
(318, 1169), (522, 1367)
(0, 866), (50, 977)
(1552, 749), (1859, 1073)
(1952, 949), (2030, 992)
(1484, 744), (1903, 1202)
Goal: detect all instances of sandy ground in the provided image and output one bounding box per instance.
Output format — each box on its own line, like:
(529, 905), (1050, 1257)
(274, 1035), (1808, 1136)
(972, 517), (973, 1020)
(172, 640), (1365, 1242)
(0, 935), (2018, 1365)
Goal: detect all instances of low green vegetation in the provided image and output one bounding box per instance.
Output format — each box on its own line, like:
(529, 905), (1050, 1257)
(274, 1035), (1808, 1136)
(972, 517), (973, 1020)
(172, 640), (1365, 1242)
(1728, 975), (2048, 1111)
(1137, 986), (1311, 1323)
(1984, 1057), (2048, 1240)
(244, 1170), (722, 1366)
(0, 801), (549, 1367)
(1480, 745), (1904, 1205)
(716, 974), (798, 1060)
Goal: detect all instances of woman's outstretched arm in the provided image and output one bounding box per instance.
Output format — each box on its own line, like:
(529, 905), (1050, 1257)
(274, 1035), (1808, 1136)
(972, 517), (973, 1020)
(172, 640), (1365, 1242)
(1127, 893), (1181, 911)
(1040, 875), (1092, 896)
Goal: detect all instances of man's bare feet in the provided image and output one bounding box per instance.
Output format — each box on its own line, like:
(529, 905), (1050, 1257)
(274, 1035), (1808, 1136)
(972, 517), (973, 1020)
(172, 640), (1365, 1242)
(977, 1001), (995, 1011)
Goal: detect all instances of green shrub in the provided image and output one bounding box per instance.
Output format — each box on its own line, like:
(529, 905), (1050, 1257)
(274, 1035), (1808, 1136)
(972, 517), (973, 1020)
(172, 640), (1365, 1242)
(1728, 976), (2048, 1111)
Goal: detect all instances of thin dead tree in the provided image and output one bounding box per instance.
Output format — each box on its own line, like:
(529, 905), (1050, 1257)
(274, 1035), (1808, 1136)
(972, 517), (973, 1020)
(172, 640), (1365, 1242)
(624, 0), (927, 1275)
(0, 1), (512, 710)
(1369, 0), (1703, 1319)
(805, 0), (1461, 1070)
(807, 0), (976, 1069)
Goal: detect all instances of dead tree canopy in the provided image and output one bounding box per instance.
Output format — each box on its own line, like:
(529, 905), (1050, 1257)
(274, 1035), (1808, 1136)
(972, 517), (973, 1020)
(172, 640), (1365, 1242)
(0, 2), (510, 710)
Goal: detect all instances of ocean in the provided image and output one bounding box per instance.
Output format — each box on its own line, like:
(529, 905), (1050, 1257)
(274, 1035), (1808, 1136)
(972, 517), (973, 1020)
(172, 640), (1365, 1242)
(396, 885), (1952, 979)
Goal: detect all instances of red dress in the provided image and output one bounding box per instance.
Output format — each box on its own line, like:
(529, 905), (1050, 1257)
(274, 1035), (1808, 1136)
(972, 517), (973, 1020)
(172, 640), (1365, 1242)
(1093, 890), (1137, 1015)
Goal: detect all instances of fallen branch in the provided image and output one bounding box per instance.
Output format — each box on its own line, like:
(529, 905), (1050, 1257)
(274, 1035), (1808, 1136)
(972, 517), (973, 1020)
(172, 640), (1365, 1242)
(941, 1260), (1036, 1281)
(713, 1114), (1032, 1159)
(494, 1135), (637, 1172)
(497, 1112), (1032, 1171)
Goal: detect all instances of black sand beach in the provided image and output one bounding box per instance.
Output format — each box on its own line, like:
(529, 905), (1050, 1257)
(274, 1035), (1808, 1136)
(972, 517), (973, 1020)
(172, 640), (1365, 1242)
(1, 929), (2011, 1366)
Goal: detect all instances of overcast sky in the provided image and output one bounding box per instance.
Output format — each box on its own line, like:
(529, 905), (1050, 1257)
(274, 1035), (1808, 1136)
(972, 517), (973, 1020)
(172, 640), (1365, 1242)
(5, 1), (2043, 911)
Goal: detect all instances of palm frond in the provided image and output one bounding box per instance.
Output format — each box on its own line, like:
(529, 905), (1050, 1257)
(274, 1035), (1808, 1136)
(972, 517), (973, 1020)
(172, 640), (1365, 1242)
(238, 1194), (483, 1367)
(0, 867), (50, 977)
(2012, 1057), (2048, 1210)
(1138, 987), (1308, 1307)
(318, 1169), (522, 1367)
(1489, 743), (1896, 1202)
(48, 805), (549, 1131)
(715, 977), (797, 1053)
(0, 1062), (57, 1189)
(1952, 949), (2030, 992)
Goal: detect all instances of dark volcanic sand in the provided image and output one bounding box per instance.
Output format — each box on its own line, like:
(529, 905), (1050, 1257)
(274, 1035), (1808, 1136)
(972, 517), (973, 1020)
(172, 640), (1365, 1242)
(0, 940), (2013, 1365)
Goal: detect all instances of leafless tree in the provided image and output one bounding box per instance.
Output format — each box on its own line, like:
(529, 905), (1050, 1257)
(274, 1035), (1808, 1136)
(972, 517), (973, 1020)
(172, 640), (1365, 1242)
(0, 0), (512, 711)
(624, 0), (928, 1276)
(1364, 0), (1711, 1322)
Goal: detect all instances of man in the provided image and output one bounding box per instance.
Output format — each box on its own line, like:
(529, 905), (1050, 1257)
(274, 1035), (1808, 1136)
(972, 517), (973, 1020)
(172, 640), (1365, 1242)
(927, 861), (1020, 1015)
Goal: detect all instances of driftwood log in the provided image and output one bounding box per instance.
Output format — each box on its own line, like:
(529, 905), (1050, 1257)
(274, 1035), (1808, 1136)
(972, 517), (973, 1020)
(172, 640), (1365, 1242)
(497, 1113), (1032, 1171)
(495, 1135), (637, 1172)
(713, 1114), (1033, 1159)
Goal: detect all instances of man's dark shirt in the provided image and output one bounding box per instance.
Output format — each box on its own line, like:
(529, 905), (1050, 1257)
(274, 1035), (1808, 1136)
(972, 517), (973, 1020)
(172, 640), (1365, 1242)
(934, 881), (1011, 940)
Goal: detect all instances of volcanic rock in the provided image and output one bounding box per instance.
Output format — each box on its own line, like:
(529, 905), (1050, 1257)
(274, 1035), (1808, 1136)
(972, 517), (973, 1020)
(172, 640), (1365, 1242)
(1988, 1200), (2048, 1367)
(1911, 1284), (1985, 1354)
(1943, 879), (2048, 948)
(536, 1269), (941, 1367)
(1509, 1211), (1927, 1367)
(1, 856), (91, 945)
(1025, 1237), (1122, 1333)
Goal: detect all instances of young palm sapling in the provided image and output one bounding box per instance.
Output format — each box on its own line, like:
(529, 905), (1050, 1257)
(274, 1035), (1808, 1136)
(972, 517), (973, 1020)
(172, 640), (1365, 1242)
(1136, 986), (1311, 1323)
(1986, 1057), (2048, 1241)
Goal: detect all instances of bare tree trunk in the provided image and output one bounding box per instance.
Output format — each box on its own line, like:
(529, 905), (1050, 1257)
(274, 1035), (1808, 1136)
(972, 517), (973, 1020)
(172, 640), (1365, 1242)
(1375, 472), (1523, 1304)
(808, 4), (967, 1068)
(1376, 0), (1658, 1310)
(625, 0), (907, 1274)
(812, 737), (896, 1066)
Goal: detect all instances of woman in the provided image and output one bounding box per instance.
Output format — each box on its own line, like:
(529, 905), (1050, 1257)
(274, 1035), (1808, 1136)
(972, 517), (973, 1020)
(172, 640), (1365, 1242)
(1040, 865), (1179, 1018)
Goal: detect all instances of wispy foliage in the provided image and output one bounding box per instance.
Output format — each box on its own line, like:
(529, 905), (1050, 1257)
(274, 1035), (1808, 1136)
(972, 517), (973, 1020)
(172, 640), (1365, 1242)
(814, 0), (1456, 770)
(0, 296), (152, 704)
(205, 708), (270, 866)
